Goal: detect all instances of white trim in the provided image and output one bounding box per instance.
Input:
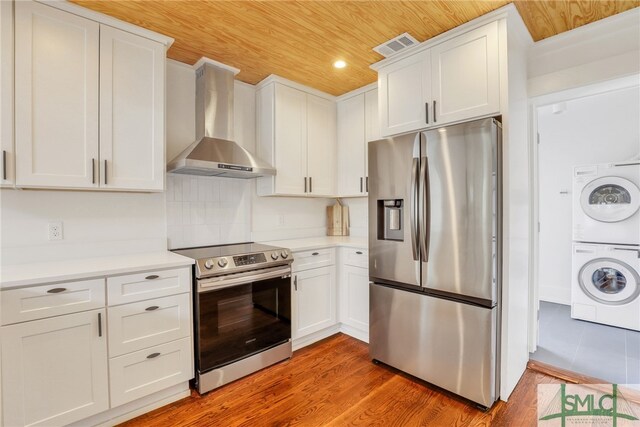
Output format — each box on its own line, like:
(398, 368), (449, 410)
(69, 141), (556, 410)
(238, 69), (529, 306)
(526, 74), (640, 353)
(255, 75), (336, 101)
(339, 324), (368, 343)
(35, 0), (174, 47)
(68, 383), (190, 427)
(335, 82), (378, 102)
(370, 4), (518, 71)
(193, 57), (240, 75)
(292, 324), (341, 351)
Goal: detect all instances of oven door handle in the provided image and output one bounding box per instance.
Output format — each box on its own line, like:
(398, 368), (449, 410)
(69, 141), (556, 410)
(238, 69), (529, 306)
(197, 266), (292, 293)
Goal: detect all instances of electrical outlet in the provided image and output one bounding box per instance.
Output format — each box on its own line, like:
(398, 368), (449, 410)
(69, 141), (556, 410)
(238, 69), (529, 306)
(48, 221), (63, 240)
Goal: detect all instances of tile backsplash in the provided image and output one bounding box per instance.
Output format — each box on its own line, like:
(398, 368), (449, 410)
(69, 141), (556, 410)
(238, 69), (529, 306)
(166, 175), (251, 249)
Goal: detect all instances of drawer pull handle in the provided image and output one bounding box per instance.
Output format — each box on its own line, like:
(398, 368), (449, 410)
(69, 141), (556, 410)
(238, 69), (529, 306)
(356, 251), (363, 255)
(145, 306), (159, 311)
(145, 275), (160, 280)
(312, 252), (319, 256)
(147, 352), (161, 359)
(98, 313), (102, 337)
(47, 288), (67, 294)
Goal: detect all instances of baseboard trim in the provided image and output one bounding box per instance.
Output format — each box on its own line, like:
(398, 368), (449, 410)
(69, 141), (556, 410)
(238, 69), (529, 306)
(527, 359), (603, 384)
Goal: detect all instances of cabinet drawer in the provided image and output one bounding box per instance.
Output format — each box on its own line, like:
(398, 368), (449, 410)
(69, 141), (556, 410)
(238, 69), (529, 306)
(292, 248), (335, 272)
(109, 337), (192, 407)
(107, 267), (191, 305)
(108, 293), (191, 357)
(1, 278), (105, 325)
(343, 248), (369, 268)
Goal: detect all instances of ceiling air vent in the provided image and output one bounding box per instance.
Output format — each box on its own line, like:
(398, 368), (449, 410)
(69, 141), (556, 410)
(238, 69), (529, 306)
(373, 33), (419, 58)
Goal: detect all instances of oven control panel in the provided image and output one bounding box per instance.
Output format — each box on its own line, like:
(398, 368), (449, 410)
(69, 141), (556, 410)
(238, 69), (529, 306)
(233, 253), (267, 266)
(196, 249), (293, 278)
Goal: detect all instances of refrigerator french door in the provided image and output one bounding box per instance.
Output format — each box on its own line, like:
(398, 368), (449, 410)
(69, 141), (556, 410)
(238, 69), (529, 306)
(368, 118), (501, 408)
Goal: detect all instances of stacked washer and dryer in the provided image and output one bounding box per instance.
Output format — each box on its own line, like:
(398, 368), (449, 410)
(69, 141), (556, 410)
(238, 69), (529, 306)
(571, 161), (640, 331)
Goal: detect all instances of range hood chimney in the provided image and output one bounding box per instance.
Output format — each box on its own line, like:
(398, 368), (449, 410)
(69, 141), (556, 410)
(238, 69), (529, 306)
(167, 62), (276, 178)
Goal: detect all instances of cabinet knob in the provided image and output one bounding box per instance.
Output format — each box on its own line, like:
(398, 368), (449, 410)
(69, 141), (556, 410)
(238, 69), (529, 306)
(47, 288), (66, 293)
(312, 252), (319, 256)
(145, 306), (159, 311)
(356, 251), (363, 255)
(147, 352), (161, 359)
(145, 275), (160, 280)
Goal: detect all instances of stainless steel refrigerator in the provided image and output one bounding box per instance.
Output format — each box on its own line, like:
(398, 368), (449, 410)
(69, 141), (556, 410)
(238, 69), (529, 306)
(368, 117), (501, 409)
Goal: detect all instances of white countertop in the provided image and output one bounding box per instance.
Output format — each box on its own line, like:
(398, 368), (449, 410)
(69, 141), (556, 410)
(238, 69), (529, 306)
(261, 236), (368, 252)
(0, 251), (194, 290)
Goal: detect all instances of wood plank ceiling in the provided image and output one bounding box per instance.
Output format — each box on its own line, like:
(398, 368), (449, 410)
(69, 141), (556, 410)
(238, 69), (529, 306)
(71, 1), (639, 96)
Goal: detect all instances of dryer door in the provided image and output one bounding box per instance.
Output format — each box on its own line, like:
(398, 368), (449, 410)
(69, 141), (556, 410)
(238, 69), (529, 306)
(579, 257), (640, 305)
(580, 176), (640, 223)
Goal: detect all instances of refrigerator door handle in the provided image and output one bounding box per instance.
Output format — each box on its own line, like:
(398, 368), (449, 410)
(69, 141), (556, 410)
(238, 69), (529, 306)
(410, 157), (420, 261)
(420, 156), (430, 262)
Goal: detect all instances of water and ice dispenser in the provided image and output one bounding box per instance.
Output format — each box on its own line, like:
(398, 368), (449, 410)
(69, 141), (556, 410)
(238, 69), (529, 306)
(377, 199), (403, 241)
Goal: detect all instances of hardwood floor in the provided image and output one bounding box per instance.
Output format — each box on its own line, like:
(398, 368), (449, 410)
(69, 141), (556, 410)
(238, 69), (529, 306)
(120, 334), (562, 426)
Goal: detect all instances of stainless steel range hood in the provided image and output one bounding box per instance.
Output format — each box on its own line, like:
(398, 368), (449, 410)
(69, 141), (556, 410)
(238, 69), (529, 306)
(167, 63), (276, 178)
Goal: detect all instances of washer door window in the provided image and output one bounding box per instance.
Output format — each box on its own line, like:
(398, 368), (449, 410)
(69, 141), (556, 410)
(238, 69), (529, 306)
(580, 176), (640, 223)
(579, 258), (640, 305)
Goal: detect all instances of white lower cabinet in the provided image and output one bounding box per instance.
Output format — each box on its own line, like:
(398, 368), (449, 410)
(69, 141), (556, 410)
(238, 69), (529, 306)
(291, 248), (337, 347)
(1, 309), (109, 427)
(292, 266), (337, 339)
(339, 247), (370, 342)
(340, 265), (370, 337)
(0, 266), (193, 427)
(109, 337), (192, 407)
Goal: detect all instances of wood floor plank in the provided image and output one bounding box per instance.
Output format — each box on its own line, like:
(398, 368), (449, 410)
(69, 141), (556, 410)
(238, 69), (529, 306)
(119, 333), (566, 427)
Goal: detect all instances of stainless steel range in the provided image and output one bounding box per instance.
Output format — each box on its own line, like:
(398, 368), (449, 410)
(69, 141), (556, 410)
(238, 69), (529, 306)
(172, 243), (294, 394)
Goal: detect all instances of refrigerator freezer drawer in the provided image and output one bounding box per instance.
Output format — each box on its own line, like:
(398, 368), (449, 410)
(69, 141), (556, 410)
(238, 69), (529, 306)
(369, 283), (498, 408)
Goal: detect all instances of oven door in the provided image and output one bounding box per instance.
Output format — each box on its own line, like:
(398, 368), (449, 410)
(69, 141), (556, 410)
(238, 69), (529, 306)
(195, 265), (292, 374)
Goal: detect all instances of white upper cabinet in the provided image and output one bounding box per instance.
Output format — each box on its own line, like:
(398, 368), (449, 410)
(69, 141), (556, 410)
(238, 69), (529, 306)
(273, 83), (307, 195)
(306, 95), (336, 197)
(377, 21), (500, 137)
(15, 0), (100, 189)
(378, 51), (431, 137)
(337, 88), (378, 197)
(257, 79), (336, 197)
(99, 25), (165, 191)
(337, 94), (365, 196)
(365, 88), (381, 144)
(430, 21), (500, 126)
(1, 0), (15, 186)
(14, 0), (167, 191)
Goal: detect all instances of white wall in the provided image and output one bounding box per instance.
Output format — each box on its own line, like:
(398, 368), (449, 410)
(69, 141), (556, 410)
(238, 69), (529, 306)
(537, 84), (640, 304)
(165, 60), (332, 248)
(340, 198), (368, 238)
(528, 8), (640, 97)
(0, 189), (166, 265)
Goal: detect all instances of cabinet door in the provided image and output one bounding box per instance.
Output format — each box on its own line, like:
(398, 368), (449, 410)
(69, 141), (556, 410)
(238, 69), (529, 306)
(306, 94), (336, 196)
(337, 94), (366, 197)
(1, 309), (109, 427)
(274, 84), (307, 195)
(430, 21), (500, 126)
(364, 88), (380, 193)
(340, 265), (370, 333)
(100, 25), (165, 191)
(14, 1), (99, 189)
(292, 266), (336, 339)
(0, 0), (14, 186)
(378, 51), (431, 137)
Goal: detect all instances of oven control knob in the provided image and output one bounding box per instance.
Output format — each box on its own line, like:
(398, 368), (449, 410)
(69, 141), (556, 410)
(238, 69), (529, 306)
(204, 259), (214, 270)
(271, 253), (279, 260)
(218, 258), (228, 268)
(280, 251), (289, 259)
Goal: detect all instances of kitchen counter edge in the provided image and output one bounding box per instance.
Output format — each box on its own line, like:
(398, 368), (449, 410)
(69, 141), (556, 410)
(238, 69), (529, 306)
(260, 236), (368, 252)
(0, 251), (195, 290)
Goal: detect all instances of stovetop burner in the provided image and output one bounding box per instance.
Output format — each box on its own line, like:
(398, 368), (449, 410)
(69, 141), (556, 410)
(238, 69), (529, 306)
(172, 242), (293, 279)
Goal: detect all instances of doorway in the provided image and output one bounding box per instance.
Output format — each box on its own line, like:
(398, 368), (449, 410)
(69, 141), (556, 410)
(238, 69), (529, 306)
(529, 76), (640, 384)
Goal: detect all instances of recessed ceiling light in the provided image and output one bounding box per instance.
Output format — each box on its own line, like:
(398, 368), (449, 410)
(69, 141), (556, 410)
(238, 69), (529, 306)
(333, 60), (346, 69)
